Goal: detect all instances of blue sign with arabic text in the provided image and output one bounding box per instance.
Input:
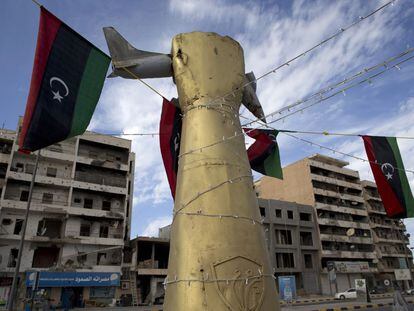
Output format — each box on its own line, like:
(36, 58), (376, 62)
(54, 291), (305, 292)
(26, 271), (120, 287)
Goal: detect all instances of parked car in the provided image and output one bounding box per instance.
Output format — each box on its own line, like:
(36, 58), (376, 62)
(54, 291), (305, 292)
(405, 288), (414, 295)
(335, 288), (357, 300)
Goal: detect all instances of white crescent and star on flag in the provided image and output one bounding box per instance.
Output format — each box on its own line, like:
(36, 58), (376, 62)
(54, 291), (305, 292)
(381, 162), (395, 180)
(50, 77), (69, 103)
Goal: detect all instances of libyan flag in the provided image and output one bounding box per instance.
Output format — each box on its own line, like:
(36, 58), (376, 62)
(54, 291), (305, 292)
(245, 128), (283, 180)
(159, 100), (283, 198)
(362, 135), (414, 218)
(19, 7), (110, 152)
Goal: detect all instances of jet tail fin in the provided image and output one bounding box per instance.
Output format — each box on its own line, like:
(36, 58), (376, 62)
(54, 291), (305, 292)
(103, 27), (165, 68)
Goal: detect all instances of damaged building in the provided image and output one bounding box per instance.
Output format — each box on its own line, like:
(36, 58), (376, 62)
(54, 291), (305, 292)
(0, 123), (134, 308)
(255, 154), (414, 295)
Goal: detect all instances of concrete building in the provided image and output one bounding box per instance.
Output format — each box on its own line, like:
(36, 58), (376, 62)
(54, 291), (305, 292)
(362, 180), (413, 288)
(125, 236), (169, 306)
(255, 154), (378, 295)
(258, 198), (321, 295)
(0, 124), (135, 308)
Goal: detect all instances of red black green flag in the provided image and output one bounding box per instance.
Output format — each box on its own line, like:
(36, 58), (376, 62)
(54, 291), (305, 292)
(362, 135), (414, 218)
(245, 128), (283, 179)
(159, 98), (181, 198)
(19, 7), (110, 153)
(159, 100), (283, 198)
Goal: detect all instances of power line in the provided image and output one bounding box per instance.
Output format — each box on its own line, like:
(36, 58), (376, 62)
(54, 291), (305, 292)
(278, 129), (414, 140)
(280, 131), (414, 174)
(242, 46), (414, 127)
(115, 1), (397, 111)
(180, 49), (414, 158)
(204, 0), (398, 109)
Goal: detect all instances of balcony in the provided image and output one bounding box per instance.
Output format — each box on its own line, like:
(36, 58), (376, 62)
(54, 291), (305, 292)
(311, 173), (362, 191)
(76, 155), (129, 172)
(68, 206), (124, 219)
(0, 152), (10, 164)
(7, 170), (72, 187)
(321, 250), (376, 259)
(313, 188), (364, 203)
(1, 199), (67, 214)
(317, 218), (370, 230)
(319, 233), (373, 244)
(64, 229), (124, 246)
(309, 159), (359, 178)
(315, 202), (367, 216)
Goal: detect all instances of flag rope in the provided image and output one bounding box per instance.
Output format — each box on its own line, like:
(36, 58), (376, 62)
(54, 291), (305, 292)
(122, 67), (168, 100)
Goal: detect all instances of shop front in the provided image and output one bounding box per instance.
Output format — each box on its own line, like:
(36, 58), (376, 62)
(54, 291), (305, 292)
(26, 271), (120, 308)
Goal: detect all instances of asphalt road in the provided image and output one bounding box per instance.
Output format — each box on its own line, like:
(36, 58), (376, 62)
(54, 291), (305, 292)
(281, 296), (413, 310)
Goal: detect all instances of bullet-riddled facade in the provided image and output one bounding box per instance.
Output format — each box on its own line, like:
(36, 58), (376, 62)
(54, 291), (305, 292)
(255, 154), (384, 295)
(362, 180), (413, 287)
(257, 198), (321, 295)
(0, 124), (134, 308)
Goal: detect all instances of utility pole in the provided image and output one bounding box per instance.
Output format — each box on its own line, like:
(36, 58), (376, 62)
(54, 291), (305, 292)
(8, 151), (40, 311)
(164, 32), (279, 310)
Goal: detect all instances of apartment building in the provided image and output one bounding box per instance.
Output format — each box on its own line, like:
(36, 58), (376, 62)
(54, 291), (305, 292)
(258, 198), (321, 295)
(0, 123), (135, 308)
(362, 180), (413, 288)
(121, 236), (169, 306)
(255, 154), (377, 295)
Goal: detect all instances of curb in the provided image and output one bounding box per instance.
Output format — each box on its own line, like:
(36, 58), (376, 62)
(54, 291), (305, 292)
(316, 302), (393, 311)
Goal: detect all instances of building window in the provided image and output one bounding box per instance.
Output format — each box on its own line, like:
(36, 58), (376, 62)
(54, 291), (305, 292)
(259, 207), (266, 217)
(20, 190), (29, 202)
(300, 231), (313, 246)
(90, 287), (115, 299)
(42, 193), (53, 204)
(275, 229), (292, 245)
(14, 219), (23, 234)
(97, 252), (106, 264)
(275, 252), (295, 268)
(80, 223), (91, 237)
(102, 200), (111, 211)
(15, 163), (24, 172)
(25, 164), (35, 174)
(74, 197), (82, 204)
(77, 253), (87, 265)
(84, 199), (93, 209)
(99, 225), (109, 238)
(287, 211), (293, 219)
(300, 212), (311, 221)
(275, 209), (282, 218)
(1, 218), (12, 226)
(7, 249), (18, 267)
(304, 254), (313, 268)
(46, 167), (57, 177)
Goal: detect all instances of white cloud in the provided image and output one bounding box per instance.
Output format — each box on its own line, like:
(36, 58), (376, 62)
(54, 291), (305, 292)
(141, 216), (172, 237)
(88, 0), (413, 235)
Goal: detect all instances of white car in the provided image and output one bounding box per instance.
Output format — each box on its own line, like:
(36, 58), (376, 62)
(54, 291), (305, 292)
(335, 288), (357, 300)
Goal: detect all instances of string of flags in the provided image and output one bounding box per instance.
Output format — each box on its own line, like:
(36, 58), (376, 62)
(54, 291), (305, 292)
(159, 98), (283, 198)
(18, 2), (414, 222)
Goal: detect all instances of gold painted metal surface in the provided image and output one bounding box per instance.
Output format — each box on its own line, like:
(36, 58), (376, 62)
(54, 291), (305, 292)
(164, 32), (280, 310)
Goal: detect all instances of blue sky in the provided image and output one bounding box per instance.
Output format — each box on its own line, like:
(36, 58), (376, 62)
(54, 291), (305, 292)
(2, 0), (414, 244)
